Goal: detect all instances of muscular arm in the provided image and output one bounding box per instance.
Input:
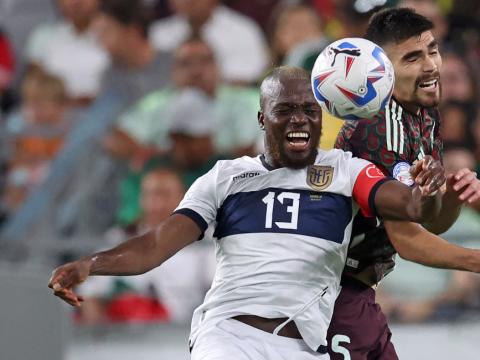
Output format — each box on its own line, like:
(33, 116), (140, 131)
(374, 155), (445, 223)
(88, 214), (201, 275)
(374, 181), (441, 223)
(49, 214), (202, 306)
(385, 220), (480, 273)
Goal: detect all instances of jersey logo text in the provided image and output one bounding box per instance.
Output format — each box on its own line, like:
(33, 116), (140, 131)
(233, 171), (261, 182)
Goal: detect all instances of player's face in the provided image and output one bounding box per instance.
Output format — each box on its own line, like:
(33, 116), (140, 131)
(260, 78), (322, 169)
(384, 31), (442, 113)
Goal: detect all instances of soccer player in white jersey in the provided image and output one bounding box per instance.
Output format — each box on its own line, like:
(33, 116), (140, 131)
(49, 66), (445, 360)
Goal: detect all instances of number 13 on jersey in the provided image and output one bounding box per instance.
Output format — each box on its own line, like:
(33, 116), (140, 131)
(262, 191), (300, 230)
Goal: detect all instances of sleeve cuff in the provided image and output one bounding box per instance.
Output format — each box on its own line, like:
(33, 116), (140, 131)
(173, 208), (209, 240)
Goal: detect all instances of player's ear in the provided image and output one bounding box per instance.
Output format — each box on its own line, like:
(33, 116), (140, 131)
(258, 111), (265, 130)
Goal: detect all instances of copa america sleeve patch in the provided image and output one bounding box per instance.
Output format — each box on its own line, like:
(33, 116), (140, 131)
(393, 161), (414, 186)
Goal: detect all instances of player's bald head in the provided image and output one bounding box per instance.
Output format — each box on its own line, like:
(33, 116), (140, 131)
(260, 66), (311, 110)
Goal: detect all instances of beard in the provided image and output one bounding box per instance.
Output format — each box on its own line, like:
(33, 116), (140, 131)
(413, 74), (442, 109)
(279, 148), (318, 169)
(265, 132), (318, 169)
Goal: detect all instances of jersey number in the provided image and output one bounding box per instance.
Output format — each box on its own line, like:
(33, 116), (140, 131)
(331, 334), (351, 360)
(262, 191), (300, 230)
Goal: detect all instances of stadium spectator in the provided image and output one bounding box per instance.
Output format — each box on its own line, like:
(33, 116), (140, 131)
(268, 3), (326, 67)
(24, 0), (109, 104)
(439, 101), (476, 150)
(104, 37), (261, 165)
(0, 28), (15, 118)
(221, 0), (279, 33)
(1, 70), (72, 214)
(78, 168), (214, 325)
(334, 1), (384, 38)
(0, 0), (172, 245)
(117, 88), (226, 225)
(398, 0), (448, 47)
(440, 51), (477, 104)
(0, 29), (16, 220)
(150, 0), (268, 84)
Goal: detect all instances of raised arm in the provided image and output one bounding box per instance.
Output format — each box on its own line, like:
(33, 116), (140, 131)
(48, 214), (201, 306)
(385, 220), (480, 273)
(374, 156), (444, 223)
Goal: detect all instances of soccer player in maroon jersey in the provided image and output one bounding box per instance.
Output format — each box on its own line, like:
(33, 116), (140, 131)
(328, 8), (480, 360)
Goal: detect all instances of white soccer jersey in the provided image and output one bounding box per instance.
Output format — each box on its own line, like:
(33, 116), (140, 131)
(174, 149), (388, 352)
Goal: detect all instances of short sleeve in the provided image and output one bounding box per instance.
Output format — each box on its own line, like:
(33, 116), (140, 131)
(349, 159), (390, 217)
(173, 162), (220, 234)
(24, 24), (56, 63)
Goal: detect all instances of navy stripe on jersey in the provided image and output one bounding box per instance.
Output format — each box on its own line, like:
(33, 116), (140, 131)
(214, 188), (352, 243)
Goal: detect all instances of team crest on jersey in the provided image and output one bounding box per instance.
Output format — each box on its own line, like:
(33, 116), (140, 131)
(307, 165), (334, 191)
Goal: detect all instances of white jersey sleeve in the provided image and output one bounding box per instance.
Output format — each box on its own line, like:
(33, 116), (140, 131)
(174, 162), (221, 234)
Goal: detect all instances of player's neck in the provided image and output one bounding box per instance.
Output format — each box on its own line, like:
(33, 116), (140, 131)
(393, 96), (421, 116)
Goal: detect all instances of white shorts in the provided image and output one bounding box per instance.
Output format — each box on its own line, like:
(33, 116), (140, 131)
(191, 318), (329, 360)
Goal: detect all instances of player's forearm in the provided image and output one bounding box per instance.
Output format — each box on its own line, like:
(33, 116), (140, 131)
(405, 186), (442, 223)
(375, 180), (442, 222)
(386, 221), (480, 272)
(83, 230), (159, 276)
(422, 193), (461, 234)
(84, 214), (200, 276)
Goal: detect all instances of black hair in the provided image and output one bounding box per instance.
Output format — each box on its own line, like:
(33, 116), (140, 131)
(99, 0), (152, 38)
(365, 7), (434, 46)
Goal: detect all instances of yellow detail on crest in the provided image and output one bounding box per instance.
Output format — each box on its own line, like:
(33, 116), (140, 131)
(307, 165), (334, 191)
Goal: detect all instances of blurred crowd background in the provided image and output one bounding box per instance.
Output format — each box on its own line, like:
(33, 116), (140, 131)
(0, 0), (479, 331)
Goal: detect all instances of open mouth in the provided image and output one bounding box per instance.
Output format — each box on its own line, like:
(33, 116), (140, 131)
(418, 79), (439, 91)
(286, 131), (310, 151)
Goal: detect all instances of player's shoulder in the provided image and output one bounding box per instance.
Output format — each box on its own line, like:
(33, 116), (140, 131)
(317, 148), (369, 167)
(353, 97), (404, 128)
(213, 155), (266, 176)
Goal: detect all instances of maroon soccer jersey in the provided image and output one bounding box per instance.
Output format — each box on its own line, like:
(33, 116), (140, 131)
(334, 97), (443, 279)
(336, 97), (442, 175)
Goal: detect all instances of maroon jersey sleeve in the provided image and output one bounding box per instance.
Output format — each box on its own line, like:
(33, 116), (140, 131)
(335, 114), (409, 176)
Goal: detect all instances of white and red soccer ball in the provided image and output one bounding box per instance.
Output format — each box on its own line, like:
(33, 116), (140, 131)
(311, 38), (394, 120)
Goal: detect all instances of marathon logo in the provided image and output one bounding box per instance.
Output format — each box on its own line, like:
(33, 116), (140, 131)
(233, 171), (261, 182)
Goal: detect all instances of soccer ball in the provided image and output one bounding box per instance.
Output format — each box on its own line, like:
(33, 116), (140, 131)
(311, 38), (394, 120)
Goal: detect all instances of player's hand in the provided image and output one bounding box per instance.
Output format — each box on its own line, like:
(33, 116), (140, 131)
(445, 168), (480, 205)
(409, 155), (445, 196)
(48, 259), (91, 307)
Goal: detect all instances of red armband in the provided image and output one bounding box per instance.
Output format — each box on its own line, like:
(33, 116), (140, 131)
(353, 164), (389, 217)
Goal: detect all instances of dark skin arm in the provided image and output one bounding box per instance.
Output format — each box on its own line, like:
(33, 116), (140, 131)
(374, 156), (444, 223)
(385, 221), (480, 273)
(48, 214), (201, 306)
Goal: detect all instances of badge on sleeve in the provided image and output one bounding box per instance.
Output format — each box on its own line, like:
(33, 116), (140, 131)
(393, 162), (414, 186)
